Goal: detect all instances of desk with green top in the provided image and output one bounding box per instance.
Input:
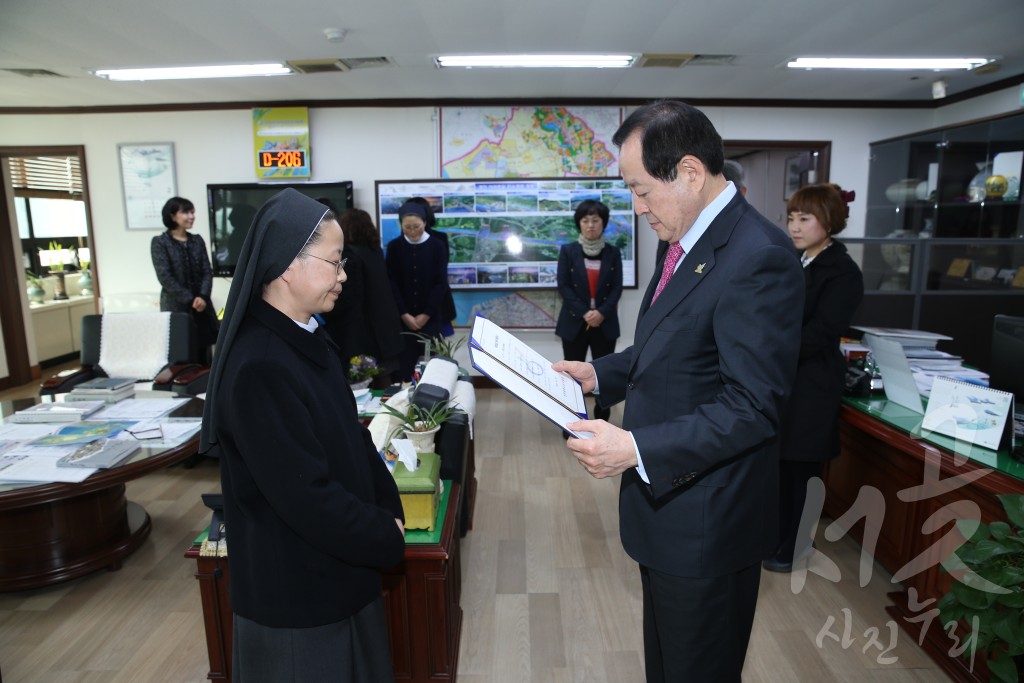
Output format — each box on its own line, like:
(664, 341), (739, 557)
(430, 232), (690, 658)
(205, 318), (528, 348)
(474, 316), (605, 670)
(825, 397), (1023, 682)
(185, 481), (462, 683)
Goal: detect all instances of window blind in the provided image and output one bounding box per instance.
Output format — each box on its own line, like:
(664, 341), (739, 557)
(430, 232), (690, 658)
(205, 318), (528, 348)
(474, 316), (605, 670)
(8, 156), (83, 197)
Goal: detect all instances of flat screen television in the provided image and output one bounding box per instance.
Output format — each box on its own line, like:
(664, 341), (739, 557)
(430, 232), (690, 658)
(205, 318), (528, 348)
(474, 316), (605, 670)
(375, 177), (637, 290)
(207, 181), (354, 277)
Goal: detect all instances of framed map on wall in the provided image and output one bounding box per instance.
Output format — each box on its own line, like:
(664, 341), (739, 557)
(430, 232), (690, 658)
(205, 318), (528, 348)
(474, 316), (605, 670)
(439, 106), (622, 179)
(436, 105), (625, 327)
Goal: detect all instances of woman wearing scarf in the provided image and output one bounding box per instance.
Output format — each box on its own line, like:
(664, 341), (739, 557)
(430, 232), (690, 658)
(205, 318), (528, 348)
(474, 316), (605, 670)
(554, 199), (623, 421)
(384, 200), (450, 381)
(200, 189), (405, 681)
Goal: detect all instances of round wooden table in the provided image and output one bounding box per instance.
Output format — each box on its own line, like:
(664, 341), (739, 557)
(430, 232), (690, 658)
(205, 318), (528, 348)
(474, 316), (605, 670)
(0, 397), (202, 592)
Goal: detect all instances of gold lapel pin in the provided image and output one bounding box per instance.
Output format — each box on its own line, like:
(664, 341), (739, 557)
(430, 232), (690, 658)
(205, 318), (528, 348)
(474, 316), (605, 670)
(695, 263), (706, 274)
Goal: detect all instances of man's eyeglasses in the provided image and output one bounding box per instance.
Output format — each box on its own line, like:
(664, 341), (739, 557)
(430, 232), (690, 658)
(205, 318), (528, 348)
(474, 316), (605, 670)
(304, 254), (347, 275)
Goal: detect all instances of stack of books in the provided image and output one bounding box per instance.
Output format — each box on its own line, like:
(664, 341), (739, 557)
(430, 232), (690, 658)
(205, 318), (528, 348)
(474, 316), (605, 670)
(65, 376), (137, 404)
(11, 400), (105, 423)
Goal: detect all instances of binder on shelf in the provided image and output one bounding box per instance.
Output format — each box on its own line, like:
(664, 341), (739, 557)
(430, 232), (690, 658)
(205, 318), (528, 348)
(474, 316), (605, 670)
(468, 315), (593, 438)
(922, 377), (1015, 452)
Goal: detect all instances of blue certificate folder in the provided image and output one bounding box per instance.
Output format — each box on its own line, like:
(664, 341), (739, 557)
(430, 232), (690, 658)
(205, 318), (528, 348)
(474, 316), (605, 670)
(468, 315), (593, 438)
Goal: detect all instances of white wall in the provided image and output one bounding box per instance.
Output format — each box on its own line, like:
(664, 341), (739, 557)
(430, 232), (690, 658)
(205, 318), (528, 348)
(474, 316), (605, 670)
(0, 96), (1015, 377)
(932, 84), (1024, 128)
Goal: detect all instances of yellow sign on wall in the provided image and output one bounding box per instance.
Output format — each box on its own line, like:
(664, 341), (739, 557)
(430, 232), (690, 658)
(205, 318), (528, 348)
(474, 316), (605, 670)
(252, 107), (310, 179)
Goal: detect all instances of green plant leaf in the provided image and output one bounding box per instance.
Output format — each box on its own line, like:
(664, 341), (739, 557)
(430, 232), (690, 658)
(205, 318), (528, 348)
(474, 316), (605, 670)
(1000, 494), (1024, 531)
(987, 649), (1018, 683)
(957, 519), (990, 544)
(965, 539), (1017, 563)
(992, 609), (1020, 645)
(997, 590), (1024, 608)
(953, 581), (997, 609)
(990, 521), (1013, 541)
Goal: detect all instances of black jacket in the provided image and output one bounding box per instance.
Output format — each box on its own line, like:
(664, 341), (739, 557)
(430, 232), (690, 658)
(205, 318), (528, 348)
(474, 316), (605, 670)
(216, 299), (405, 627)
(554, 242), (623, 342)
(779, 239), (864, 462)
(322, 243), (404, 368)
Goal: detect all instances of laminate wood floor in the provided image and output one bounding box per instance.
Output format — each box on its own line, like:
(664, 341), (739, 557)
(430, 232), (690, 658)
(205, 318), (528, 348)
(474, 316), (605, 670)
(0, 381), (949, 682)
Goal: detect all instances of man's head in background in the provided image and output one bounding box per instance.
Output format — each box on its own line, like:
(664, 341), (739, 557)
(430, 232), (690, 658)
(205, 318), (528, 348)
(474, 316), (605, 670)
(723, 159), (747, 195)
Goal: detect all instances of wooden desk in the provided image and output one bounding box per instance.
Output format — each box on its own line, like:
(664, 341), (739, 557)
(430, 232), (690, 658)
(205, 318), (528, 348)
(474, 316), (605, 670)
(825, 399), (1024, 682)
(0, 397), (202, 592)
(186, 482), (462, 682)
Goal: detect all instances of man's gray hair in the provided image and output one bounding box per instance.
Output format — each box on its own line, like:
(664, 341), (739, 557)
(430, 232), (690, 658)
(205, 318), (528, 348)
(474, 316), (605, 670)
(723, 159), (746, 190)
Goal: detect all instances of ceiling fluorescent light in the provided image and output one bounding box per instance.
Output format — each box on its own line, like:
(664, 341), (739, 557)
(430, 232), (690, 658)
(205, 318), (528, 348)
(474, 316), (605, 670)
(436, 54), (636, 69)
(92, 63), (292, 81)
(787, 57), (991, 71)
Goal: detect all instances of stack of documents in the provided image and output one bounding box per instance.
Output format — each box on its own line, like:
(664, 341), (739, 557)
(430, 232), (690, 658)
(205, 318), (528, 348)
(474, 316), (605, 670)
(468, 315), (593, 438)
(66, 376), (137, 404)
(11, 401), (105, 423)
(855, 326), (988, 396)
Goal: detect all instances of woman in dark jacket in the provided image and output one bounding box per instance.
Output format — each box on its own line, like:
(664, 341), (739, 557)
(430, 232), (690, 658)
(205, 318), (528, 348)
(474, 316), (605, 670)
(555, 199), (623, 420)
(320, 206), (403, 382)
(151, 196), (219, 361)
(385, 201), (450, 381)
(764, 183), (863, 572)
(200, 189), (405, 681)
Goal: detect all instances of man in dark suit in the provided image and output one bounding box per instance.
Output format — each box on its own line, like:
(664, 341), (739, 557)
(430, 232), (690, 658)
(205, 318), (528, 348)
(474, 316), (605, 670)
(554, 100), (805, 681)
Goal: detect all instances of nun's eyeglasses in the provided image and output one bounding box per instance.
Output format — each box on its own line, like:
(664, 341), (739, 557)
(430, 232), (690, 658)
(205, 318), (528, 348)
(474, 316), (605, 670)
(304, 254), (347, 275)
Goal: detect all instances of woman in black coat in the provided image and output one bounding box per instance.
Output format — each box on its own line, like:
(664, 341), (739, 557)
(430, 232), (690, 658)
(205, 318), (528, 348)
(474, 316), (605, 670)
(764, 183), (863, 572)
(555, 199), (623, 420)
(199, 189), (406, 681)
(385, 201), (450, 381)
(320, 207), (403, 382)
(151, 196), (219, 361)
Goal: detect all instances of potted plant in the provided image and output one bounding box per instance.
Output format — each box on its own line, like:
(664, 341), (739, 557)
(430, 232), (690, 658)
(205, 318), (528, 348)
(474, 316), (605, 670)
(25, 272), (46, 304)
(76, 246), (93, 296)
(937, 493), (1024, 682)
(380, 398), (464, 454)
(40, 241), (69, 300)
(404, 331), (467, 361)
(347, 354), (381, 390)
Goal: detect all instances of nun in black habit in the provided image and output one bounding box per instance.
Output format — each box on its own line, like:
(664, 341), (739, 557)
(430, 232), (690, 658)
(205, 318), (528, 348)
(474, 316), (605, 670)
(200, 188), (406, 682)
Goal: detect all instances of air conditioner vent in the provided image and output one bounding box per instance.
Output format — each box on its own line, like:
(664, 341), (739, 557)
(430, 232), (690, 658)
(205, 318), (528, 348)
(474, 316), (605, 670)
(339, 56), (393, 70)
(636, 54), (695, 68)
(689, 54), (736, 66)
(3, 68), (65, 78)
(286, 59), (350, 74)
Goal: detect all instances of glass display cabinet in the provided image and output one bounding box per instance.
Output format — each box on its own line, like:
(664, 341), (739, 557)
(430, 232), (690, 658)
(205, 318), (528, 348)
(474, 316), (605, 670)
(847, 111), (1024, 368)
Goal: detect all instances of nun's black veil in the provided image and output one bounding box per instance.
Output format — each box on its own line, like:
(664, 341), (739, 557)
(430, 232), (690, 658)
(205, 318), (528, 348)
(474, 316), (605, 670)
(199, 188), (328, 456)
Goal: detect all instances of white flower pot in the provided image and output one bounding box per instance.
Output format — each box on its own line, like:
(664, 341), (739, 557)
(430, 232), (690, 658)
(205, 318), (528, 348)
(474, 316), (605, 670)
(404, 425), (440, 454)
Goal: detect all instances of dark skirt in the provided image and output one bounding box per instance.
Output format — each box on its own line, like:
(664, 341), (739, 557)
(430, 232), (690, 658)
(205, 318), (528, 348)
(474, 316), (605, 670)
(232, 597), (393, 682)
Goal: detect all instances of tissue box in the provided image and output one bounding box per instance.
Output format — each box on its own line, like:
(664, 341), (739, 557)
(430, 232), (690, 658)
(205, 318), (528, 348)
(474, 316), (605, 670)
(392, 451), (440, 531)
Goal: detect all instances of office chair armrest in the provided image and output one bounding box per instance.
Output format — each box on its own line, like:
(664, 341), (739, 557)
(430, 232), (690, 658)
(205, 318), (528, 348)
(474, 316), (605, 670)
(152, 363), (203, 391)
(171, 366), (210, 396)
(40, 367), (97, 396)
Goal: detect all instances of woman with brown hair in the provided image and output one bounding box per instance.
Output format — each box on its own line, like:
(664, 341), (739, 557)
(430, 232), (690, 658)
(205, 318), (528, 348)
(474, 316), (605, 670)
(764, 183), (864, 572)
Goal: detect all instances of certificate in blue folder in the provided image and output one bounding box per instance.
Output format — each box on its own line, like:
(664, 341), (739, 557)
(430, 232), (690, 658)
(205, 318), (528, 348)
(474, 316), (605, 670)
(469, 315), (593, 438)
